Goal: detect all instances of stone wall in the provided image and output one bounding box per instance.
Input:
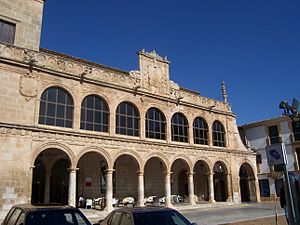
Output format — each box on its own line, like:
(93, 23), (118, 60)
(0, 0), (44, 50)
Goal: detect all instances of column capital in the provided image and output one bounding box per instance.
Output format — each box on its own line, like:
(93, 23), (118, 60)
(164, 171), (173, 176)
(137, 171), (144, 176)
(68, 167), (79, 172)
(106, 169), (115, 174)
(186, 172), (195, 176)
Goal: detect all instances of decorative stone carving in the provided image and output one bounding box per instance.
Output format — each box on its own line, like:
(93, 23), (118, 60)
(19, 72), (38, 101)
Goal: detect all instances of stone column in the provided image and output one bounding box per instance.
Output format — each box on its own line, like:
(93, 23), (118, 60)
(188, 172), (196, 205)
(188, 125), (193, 144)
(137, 171), (145, 206)
(209, 173), (215, 203)
(166, 118), (172, 143)
(28, 166), (35, 203)
(165, 172), (173, 207)
(44, 172), (51, 203)
(68, 168), (78, 207)
(104, 169), (114, 212)
(254, 177), (261, 202)
(140, 116), (145, 140)
(110, 112), (116, 136)
(226, 173), (232, 202)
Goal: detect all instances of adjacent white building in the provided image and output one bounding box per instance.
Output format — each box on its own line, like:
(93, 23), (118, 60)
(240, 116), (300, 201)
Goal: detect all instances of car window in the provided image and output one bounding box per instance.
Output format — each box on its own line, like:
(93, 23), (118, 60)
(74, 212), (91, 225)
(15, 212), (25, 225)
(120, 212), (132, 225)
(27, 210), (91, 225)
(109, 211), (123, 225)
(6, 208), (22, 225)
(133, 210), (191, 225)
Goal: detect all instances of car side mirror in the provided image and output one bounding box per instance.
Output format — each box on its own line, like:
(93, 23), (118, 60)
(93, 223), (100, 225)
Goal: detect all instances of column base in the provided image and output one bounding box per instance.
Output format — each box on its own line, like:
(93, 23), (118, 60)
(103, 205), (114, 212)
(209, 199), (216, 203)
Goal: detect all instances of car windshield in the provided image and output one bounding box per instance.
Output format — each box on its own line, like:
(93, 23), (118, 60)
(26, 210), (91, 225)
(133, 210), (191, 225)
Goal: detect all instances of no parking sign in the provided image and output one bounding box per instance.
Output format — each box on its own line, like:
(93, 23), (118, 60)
(266, 143), (288, 166)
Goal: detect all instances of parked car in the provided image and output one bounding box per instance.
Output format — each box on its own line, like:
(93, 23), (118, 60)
(96, 207), (197, 225)
(1, 204), (95, 225)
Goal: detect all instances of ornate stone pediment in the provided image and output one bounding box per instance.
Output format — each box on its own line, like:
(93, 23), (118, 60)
(138, 50), (170, 95)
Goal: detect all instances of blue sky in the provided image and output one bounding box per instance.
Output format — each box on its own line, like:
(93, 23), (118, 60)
(40, 0), (300, 125)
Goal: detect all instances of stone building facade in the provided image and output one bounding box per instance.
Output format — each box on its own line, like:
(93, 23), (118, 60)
(239, 116), (300, 201)
(0, 0), (259, 221)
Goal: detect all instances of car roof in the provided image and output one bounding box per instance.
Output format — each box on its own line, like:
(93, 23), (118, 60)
(114, 207), (175, 214)
(11, 204), (76, 213)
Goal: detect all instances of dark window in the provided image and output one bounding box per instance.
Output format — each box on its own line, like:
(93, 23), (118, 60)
(145, 108), (166, 140)
(212, 121), (226, 147)
(259, 179), (270, 197)
(116, 102), (139, 136)
(0, 19), (15, 45)
(133, 210), (191, 225)
(80, 95), (109, 132)
(292, 121), (300, 141)
(171, 113), (188, 142)
(268, 125), (280, 144)
(193, 117), (208, 145)
(275, 178), (284, 197)
(26, 211), (91, 225)
(274, 165), (284, 172)
(39, 87), (74, 128)
(256, 154), (262, 164)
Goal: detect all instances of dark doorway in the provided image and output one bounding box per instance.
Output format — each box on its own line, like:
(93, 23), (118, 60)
(50, 159), (70, 204)
(31, 159), (45, 204)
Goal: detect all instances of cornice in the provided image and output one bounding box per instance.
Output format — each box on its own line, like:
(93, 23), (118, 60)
(0, 43), (232, 114)
(0, 122), (250, 156)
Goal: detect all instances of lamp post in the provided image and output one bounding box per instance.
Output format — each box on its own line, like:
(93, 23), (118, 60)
(278, 97), (299, 225)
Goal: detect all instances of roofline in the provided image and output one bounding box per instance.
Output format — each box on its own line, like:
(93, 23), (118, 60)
(239, 115), (291, 128)
(40, 48), (130, 76)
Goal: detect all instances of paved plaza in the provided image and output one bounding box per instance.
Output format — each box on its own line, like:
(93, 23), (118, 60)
(81, 202), (286, 224)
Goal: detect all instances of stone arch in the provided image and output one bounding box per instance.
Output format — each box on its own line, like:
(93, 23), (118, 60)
(239, 162), (256, 202)
(75, 146), (112, 169)
(80, 92), (112, 109)
(31, 142), (75, 168)
(113, 150), (142, 171)
(192, 156), (212, 172)
(38, 84), (77, 105)
(193, 157), (211, 202)
(213, 160), (229, 202)
(144, 154), (169, 199)
(142, 152), (169, 171)
(142, 104), (168, 119)
(79, 93), (111, 115)
(170, 154), (193, 173)
(211, 158), (229, 174)
(113, 150), (142, 199)
(31, 143), (74, 205)
(112, 99), (142, 115)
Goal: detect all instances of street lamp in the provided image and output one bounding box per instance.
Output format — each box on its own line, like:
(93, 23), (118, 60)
(278, 97), (300, 225)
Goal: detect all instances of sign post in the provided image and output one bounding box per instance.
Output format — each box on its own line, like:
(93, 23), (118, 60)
(266, 143), (297, 225)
